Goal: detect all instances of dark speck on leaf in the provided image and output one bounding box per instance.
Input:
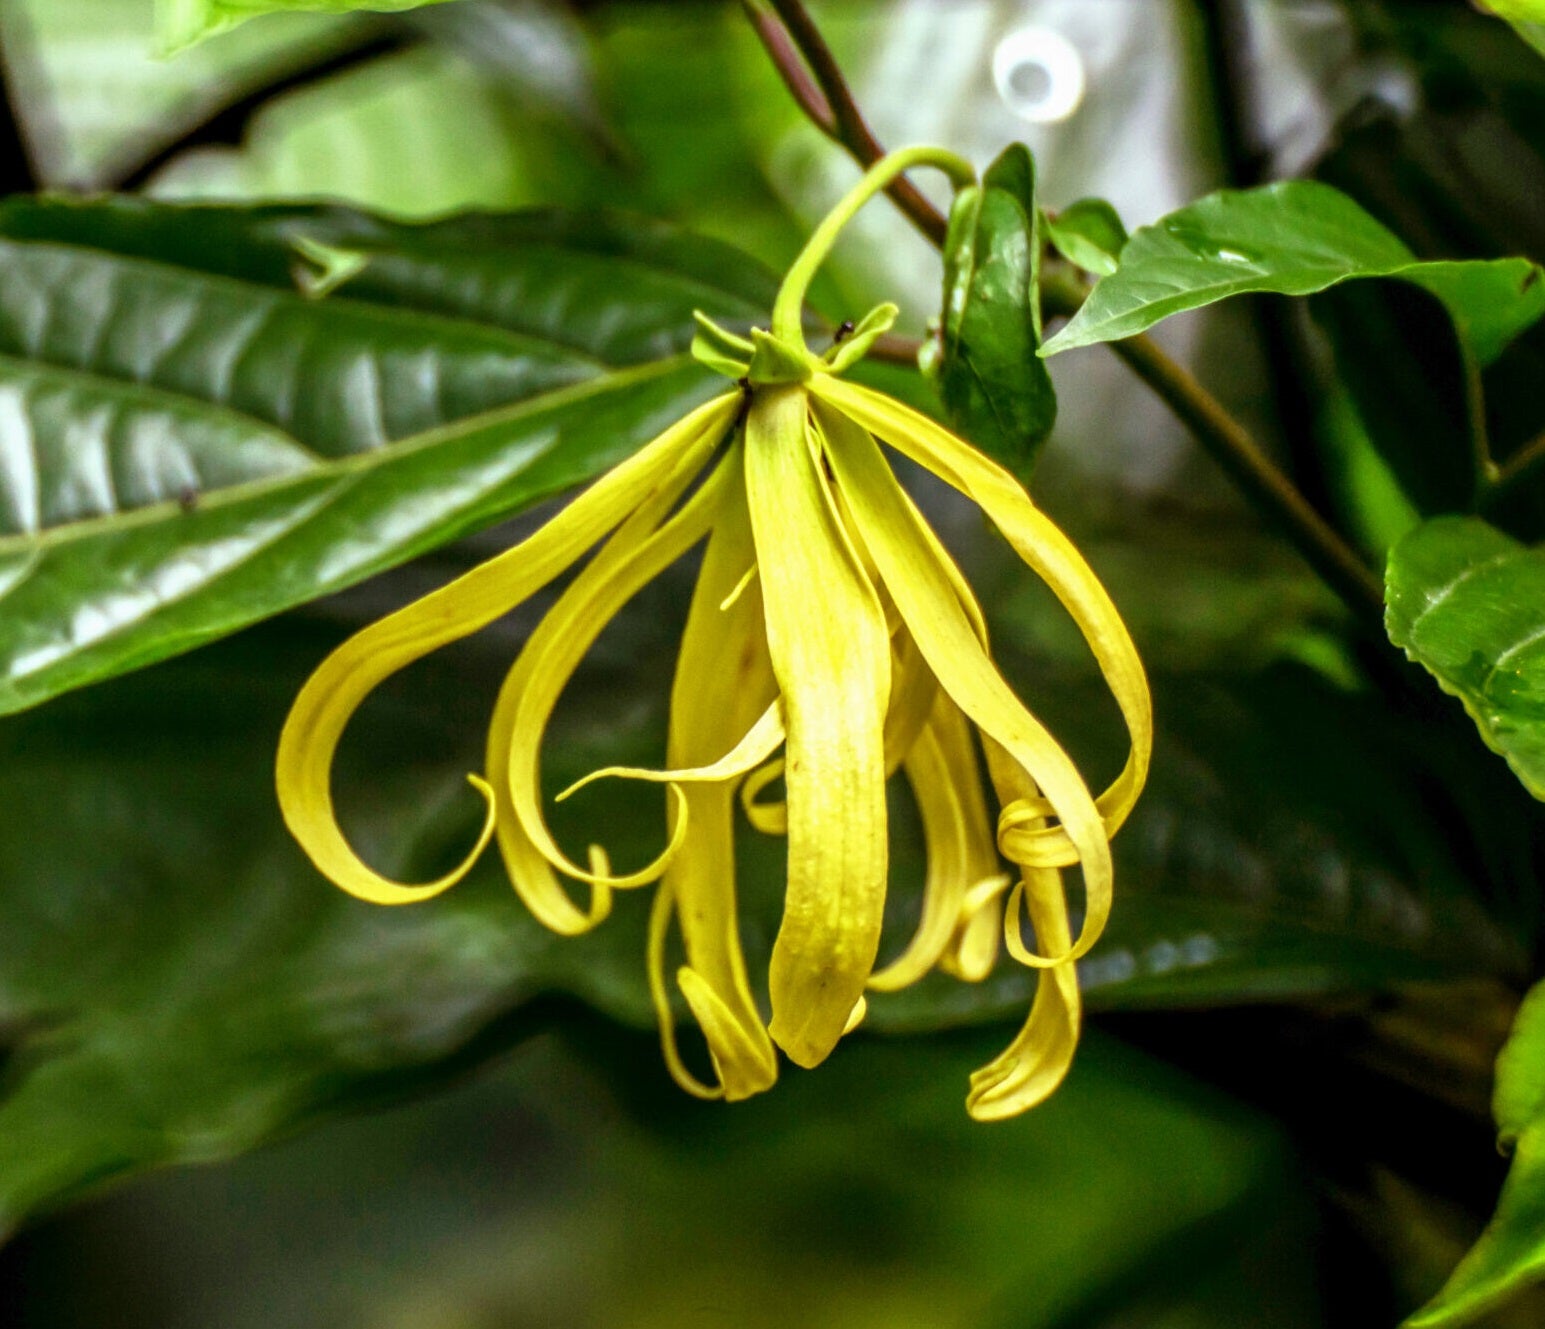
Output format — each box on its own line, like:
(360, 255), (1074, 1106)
(177, 487), (200, 512)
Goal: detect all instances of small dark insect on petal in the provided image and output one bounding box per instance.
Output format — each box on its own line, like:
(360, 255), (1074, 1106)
(833, 320), (856, 343)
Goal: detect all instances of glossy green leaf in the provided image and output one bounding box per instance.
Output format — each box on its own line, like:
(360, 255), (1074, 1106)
(1407, 981), (1545, 1326)
(927, 143), (1056, 478)
(1042, 181), (1545, 367)
(1385, 516), (1545, 800)
(1045, 197), (1128, 277)
(0, 196), (776, 714)
(157, 0), (453, 53)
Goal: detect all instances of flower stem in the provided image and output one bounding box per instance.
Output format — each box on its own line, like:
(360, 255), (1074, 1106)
(746, 0), (1386, 626)
(770, 146), (975, 348)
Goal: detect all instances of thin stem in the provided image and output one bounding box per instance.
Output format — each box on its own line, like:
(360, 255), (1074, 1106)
(1489, 427), (1545, 500)
(740, 1), (836, 135)
(771, 146), (974, 345)
(745, 0), (951, 247)
(868, 332), (924, 366)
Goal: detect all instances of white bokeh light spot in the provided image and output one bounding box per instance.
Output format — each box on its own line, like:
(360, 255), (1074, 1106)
(992, 25), (1087, 124)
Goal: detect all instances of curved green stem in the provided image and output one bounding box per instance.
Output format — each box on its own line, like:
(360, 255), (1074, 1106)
(771, 146), (975, 348)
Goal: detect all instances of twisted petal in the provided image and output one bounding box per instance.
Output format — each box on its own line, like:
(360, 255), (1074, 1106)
(811, 374), (1152, 863)
(815, 397), (1110, 966)
(870, 687), (1010, 992)
(649, 448), (780, 1100)
(277, 390), (740, 907)
(965, 866), (1081, 1121)
(748, 386), (890, 1067)
(488, 442), (737, 934)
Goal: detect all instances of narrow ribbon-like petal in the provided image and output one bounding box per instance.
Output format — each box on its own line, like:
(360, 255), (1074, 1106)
(747, 385), (891, 1068)
(277, 391), (740, 907)
(649, 448), (780, 1100)
(487, 445), (737, 934)
(870, 687), (1010, 992)
(812, 375), (1152, 862)
(814, 398), (1110, 967)
(965, 864), (1081, 1121)
(734, 629), (930, 841)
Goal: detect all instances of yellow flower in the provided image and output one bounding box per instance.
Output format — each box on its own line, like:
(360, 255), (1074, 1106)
(276, 148), (1151, 1120)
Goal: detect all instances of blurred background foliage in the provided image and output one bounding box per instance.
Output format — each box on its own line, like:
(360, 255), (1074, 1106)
(0, 1), (1543, 1325)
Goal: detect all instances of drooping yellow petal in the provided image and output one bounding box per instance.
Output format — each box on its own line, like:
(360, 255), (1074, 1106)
(650, 447), (780, 1100)
(733, 628), (930, 842)
(811, 375), (1152, 863)
(815, 397), (1111, 966)
(487, 445), (736, 934)
(965, 866), (1082, 1121)
(870, 686), (1010, 991)
(277, 391), (740, 908)
(747, 385), (891, 1067)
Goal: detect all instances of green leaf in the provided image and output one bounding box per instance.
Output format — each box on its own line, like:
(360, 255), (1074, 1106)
(1385, 516), (1545, 800)
(1477, 1), (1545, 55)
(1407, 981), (1545, 1326)
(928, 142), (1056, 479)
(1046, 197), (1128, 277)
(157, 0), (454, 53)
(0, 196), (777, 714)
(1042, 181), (1545, 367)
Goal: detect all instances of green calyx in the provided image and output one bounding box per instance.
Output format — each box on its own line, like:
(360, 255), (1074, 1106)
(692, 145), (976, 388)
(691, 305), (901, 385)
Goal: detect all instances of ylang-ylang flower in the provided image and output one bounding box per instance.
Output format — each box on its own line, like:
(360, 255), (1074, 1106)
(277, 148), (1152, 1120)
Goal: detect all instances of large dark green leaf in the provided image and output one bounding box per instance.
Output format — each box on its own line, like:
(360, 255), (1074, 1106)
(1041, 182), (1545, 367)
(1386, 516), (1545, 800)
(1408, 980), (1545, 1326)
(928, 143), (1056, 478)
(0, 197), (777, 715)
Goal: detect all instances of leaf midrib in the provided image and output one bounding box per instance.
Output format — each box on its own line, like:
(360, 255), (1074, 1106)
(0, 355), (696, 557)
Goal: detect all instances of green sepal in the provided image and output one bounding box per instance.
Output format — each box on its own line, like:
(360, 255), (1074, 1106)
(822, 302), (899, 375)
(747, 328), (815, 385)
(690, 311), (754, 380)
